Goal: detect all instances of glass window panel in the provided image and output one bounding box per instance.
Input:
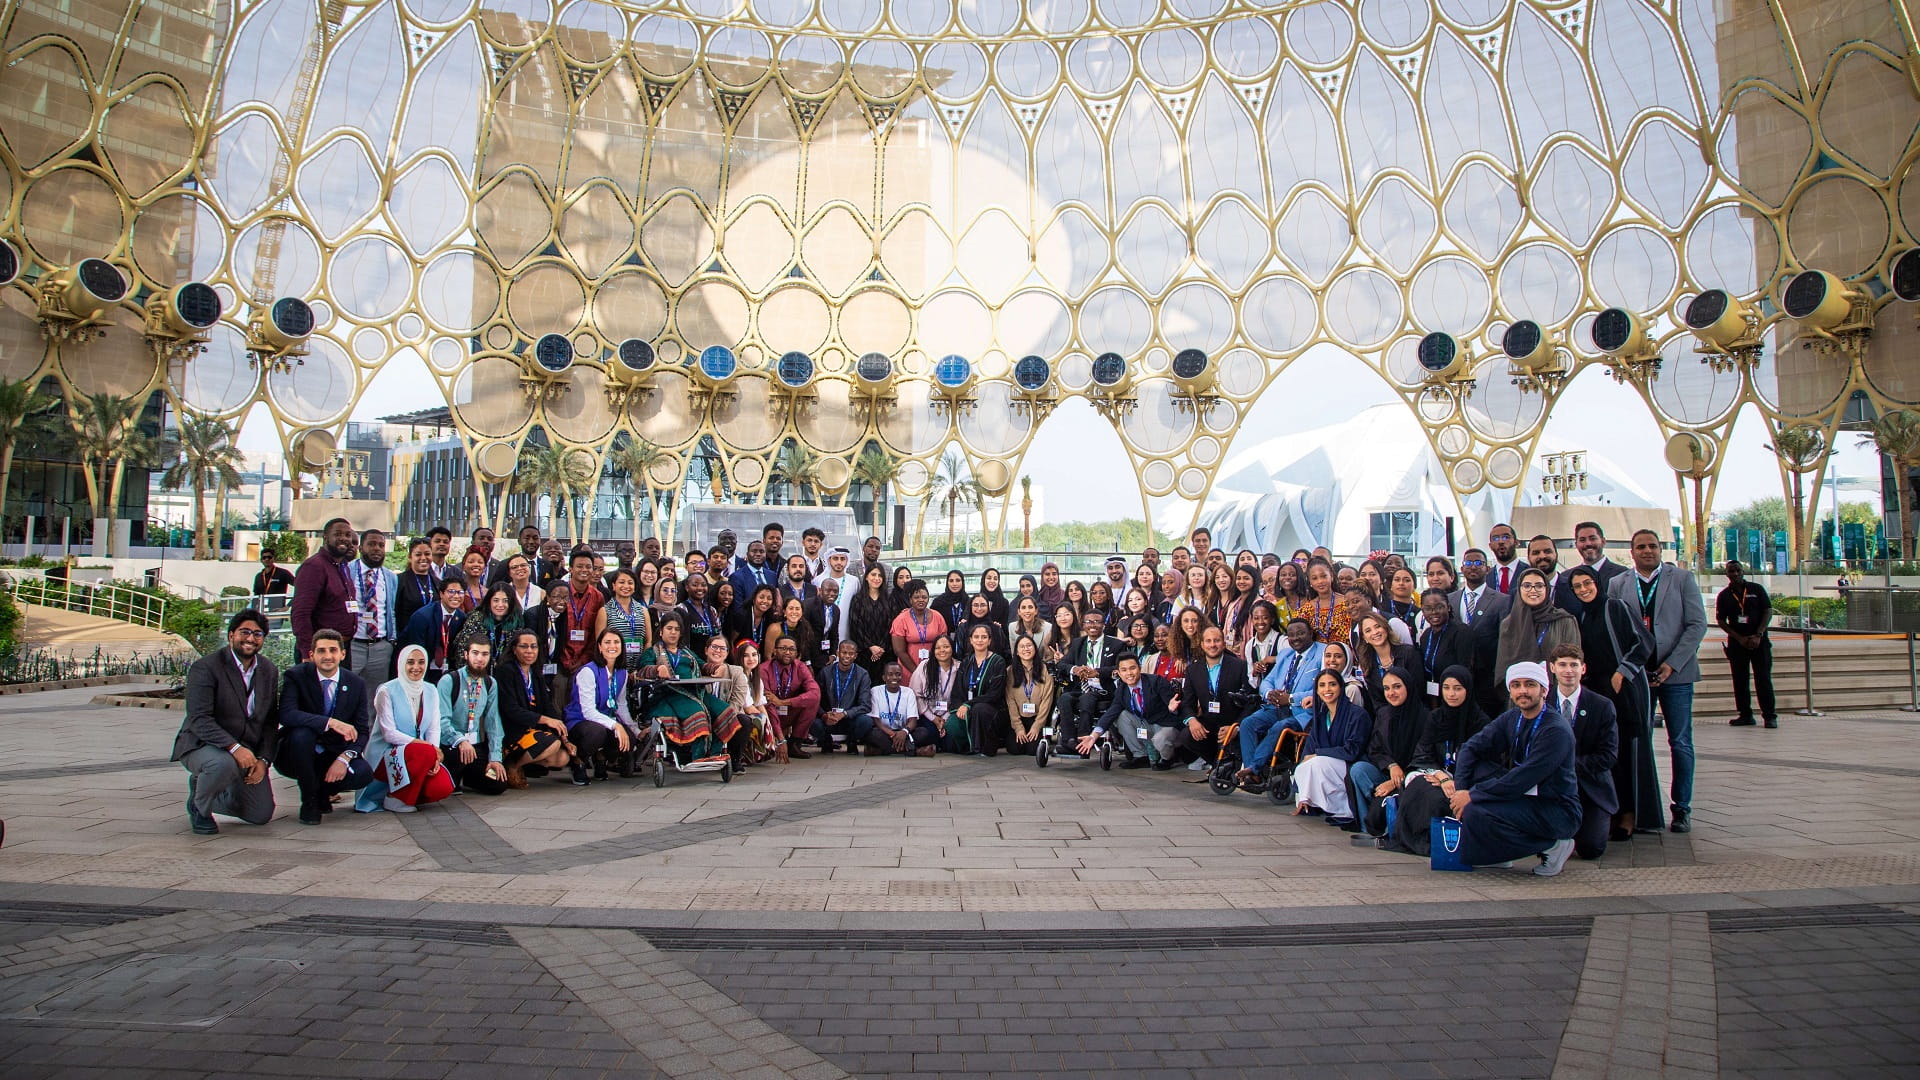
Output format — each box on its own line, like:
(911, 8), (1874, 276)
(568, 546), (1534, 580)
(306, 2), (405, 155)
(217, 0), (314, 118)
(957, 93), (1028, 223)
(1035, 98), (1105, 214)
(1194, 197), (1267, 292)
(1188, 77), (1264, 211)
(1588, 225), (1679, 313)
(1110, 87), (1183, 209)
(1496, 242), (1582, 324)
(1531, 141), (1614, 249)
(731, 85), (803, 217)
(1116, 204), (1185, 295)
(1505, 6), (1608, 162)
(297, 136), (382, 240)
(1409, 256), (1491, 334)
(1264, 63), (1346, 199)
(1356, 175), (1436, 275)
(390, 154), (469, 255)
(1589, 0), (1698, 143)
(1441, 162), (1521, 262)
(1274, 188), (1350, 285)
(566, 59), (650, 198)
(1423, 29), (1514, 182)
(398, 25), (487, 171)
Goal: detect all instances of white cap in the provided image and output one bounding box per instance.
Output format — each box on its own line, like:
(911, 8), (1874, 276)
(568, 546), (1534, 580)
(1505, 661), (1549, 689)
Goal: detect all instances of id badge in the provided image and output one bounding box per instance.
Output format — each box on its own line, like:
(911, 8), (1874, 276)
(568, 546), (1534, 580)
(1427, 681), (1440, 697)
(776, 705), (789, 717)
(570, 629), (586, 642)
(916, 647), (930, 662)
(1020, 702), (1035, 716)
(1207, 700), (1221, 714)
(542, 662), (557, 676)
(344, 602), (358, 616)
(1735, 614), (1750, 625)
(1137, 726), (1149, 740)
(625, 641), (644, 655)
(820, 640), (830, 651)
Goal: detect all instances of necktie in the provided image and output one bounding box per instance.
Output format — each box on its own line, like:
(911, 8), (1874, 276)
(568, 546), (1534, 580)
(323, 678), (335, 714)
(1561, 695), (1573, 719)
(1498, 565), (1510, 593)
(1463, 589), (1479, 624)
(1133, 686), (1143, 714)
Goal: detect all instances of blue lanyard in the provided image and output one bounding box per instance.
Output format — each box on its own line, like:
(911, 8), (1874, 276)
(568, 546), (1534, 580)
(969, 655), (993, 695)
(833, 663), (855, 704)
(1423, 631), (1441, 671)
(882, 687), (902, 726)
(1514, 711), (1544, 763)
(519, 667), (537, 706)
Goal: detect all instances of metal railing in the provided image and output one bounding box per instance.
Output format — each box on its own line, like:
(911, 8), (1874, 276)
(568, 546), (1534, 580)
(215, 593), (295, 636)
(1, 570), (168, 631)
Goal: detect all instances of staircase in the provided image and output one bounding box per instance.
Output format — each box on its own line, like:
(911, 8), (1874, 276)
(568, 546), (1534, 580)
(1692, 631), (1920, 716)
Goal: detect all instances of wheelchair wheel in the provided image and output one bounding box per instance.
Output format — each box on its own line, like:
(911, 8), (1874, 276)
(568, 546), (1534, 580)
(1266, 770), (1294, 806)
(1036, 740), (1050, 768)
(1207, 762), (1239, 796)
(720, 762), (733, 783)
(652, 758), (667, 788)
(1099, 743), (1112, 771)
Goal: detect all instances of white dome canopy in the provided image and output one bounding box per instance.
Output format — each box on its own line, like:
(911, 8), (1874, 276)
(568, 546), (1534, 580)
(1186, 404), (1660, 557)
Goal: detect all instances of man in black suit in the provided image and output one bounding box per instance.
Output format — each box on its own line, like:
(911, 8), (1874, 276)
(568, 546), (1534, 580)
(172, 609), (280, 834)
(1554, 521), (1628, 611)
(1170, 625), (1251, 769)
(1549, 643), (1619, 862)
(1083, 653), (1179, 768)
(490, 525), (547, 586)
(1053, 610), (1129, 757)
(805, 577), (845, 672)
(275, 628), (375, 825)
(1450, 547), (1512, 717)
(398, 575), (469, 683)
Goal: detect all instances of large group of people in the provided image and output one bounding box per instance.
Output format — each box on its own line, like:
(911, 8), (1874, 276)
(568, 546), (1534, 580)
(177, 518), (1710, 874)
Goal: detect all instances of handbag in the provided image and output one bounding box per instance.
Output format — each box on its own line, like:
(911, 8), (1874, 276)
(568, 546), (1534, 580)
(1430, 816), (1473, 872)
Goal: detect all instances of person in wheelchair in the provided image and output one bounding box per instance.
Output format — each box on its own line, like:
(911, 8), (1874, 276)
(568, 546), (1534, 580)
(634, 612), (745, 769)
(1053, 610), (1129, 756)
(1168, 626), (1252, 770)
(1079, 653), (1178, 768)
(1234, 618), (1325, 786)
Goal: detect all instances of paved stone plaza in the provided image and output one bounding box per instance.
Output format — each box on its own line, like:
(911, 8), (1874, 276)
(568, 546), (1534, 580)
(2, 682), (1918, 1078)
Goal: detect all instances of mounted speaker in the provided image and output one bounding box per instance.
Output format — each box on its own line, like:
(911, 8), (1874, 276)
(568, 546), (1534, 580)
(854, 351), (894, 394)
(1170, 348), (1214, 395)
(617, 338), (655, 374)
(933, 353), (974, 396)
(254, 296), (314, 351)
(1590, 307), (1648, 357)
(1013, 354), (1052, 394)
(775, 350), (814, 391)
(1681, 289), (1755, 349)
(151, 282), (224, 336)
(1416, 332), (1464, 379)
(0, 239), (19, 288)
(695, 344), (737, 388)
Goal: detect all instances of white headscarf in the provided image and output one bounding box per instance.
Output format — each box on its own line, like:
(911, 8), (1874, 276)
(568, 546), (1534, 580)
(391, 644), (430, 712)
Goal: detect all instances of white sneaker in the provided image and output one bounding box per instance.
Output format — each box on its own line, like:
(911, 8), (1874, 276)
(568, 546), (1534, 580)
(1534, 839), (1575, 877)
(1187, 759), (1209, 771)
(382, 797), (417, 814)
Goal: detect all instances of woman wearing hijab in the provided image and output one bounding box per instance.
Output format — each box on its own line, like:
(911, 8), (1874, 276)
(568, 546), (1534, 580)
(1564, 564), (1663, 837)
(935, 570), (972, 633)
(1293, 670), (1373, 825)
(1379, 666), (1488, 856)
(956, 592), (1009, 657)
(1493, 566), (1580, 698)
(976, 568), (1011, 626)
(1036, 563), (1067, 614)
(1350, 666), (1429, 838)
(357, 644), (455, 813)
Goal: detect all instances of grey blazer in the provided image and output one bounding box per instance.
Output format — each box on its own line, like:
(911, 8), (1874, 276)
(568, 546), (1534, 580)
(1607, 564), (1707, 685)
(1450, 584), (1511, 630)
(172, 646), (281, 761)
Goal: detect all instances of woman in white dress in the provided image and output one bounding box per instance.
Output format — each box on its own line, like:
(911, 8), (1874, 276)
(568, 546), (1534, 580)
(1292, 669), (1375, 826)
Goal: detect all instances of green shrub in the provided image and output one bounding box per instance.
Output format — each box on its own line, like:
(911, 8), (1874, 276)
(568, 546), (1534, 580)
(0, 585), (20, 651)
(219, 585), (251, 597)
(1772, 595), (1845, 628)
(265, 532), (309, 563)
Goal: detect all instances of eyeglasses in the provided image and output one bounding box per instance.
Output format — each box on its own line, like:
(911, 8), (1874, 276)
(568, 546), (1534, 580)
(1460, 559), (1485, 568)
(1518, 581), (1547, 591)
(233, 628), (266, 639)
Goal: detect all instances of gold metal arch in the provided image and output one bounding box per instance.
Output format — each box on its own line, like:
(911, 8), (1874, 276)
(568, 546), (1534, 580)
(0, 0), (1916, 554)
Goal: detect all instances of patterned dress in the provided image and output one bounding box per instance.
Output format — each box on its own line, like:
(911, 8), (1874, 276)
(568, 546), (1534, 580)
(638, 646), (740, 764)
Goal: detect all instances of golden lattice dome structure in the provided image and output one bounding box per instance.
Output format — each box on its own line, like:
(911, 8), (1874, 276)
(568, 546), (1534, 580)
(0, 0), (1915, 543)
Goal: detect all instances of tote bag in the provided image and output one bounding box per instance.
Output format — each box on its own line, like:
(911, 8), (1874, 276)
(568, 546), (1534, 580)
(1430, 816), (1473, 872)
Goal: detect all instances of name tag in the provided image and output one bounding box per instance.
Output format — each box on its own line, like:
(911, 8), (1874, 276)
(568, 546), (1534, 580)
(542, 663), (557, 676)
(344, 602), (358, 616)
(1734, 614), (1750, 625)
(624, 642), (644, 654)
(570, 630), (586, 642)
(916, 648), (929, 662)
(1427, 681), (1440, 697)
(776, 705), (789, 717)
(1207, 701), (1220, 714)
(820, 640), (831, 651)
(1020, 702), (1035, 716)
(1137, 726), (1149, 740)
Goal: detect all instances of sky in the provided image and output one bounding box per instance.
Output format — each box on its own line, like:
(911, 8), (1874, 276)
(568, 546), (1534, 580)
(235, 343), (1885, 528)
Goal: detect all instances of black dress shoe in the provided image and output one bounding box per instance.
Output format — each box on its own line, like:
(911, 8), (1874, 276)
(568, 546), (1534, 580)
(299, 807), (323, 826)
(1729, 716), (1757, 727)
(1121, 757), (1150, 770)
(187, 778), (218, 835)
(1670, 809), (1691, 833)
(1150, 760), (1175, 771)
(1763, 717), (1778, 729)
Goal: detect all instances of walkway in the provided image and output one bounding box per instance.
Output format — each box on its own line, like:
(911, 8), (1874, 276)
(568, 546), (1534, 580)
(0, 683), (1916, 1076)
(13, 604), (190, 663)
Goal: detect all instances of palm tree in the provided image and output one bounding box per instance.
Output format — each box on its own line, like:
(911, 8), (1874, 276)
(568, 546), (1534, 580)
(1019, 475), (1034, 548)
(0, 375), (60, 540)
(771, 442), (822, 506)
(513, 441), (597, 540)
(1765, 423), (1827, 564)
(607, 437), (675, 546)
(851, 444), (900, 540)
(923, 448), (985, 555)
(1859, 409), (1920, 561)
(159, 414), (244, 559)
(67, 391), (156, 556)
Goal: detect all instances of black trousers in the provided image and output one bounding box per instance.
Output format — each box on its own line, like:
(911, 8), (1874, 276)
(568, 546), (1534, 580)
(1575, 800), (1611, 860)
(1057, 685), (1110, 743)
(275, 726), (375, 813)
(1725, 638), (1776, 720)
(442, 742), (507, 795)
(570, 721), (622, 766)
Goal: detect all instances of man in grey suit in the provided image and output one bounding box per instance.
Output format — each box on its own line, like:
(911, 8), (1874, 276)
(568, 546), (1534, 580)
(172, 609), (281, 834)
(1608, 529), (1707, 833)
(1451, 547), (1512, 717)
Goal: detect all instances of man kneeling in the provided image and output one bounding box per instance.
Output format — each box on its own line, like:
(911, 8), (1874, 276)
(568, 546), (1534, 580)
(1441, 662), (1581, 877)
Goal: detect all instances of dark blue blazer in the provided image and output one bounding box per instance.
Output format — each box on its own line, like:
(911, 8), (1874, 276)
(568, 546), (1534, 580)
(1561, 689), (1620, 816)
(1301, 699), (1371, 763)
(277, 661), (372, 757)
(1097, 673), (1180, 733)
(398, 604), (467, 671)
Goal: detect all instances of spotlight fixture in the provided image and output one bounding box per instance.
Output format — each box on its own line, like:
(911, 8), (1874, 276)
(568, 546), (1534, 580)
(35, 258), (128, 343)
(770, 351), (815, 423)
(1890, 248), (1920, 303)
(850, 351), (896, 422)
(1782, 269), (1873, 364)
(1589, 307), (1660, 383)
(1414, 331), (1475, 409)
(1502, 320), (1567, 394)
(519, 333), (574, 402)
(1011, 353), (1057, 420)
(245, 296), (314, 374)
(144, 281), (223, 365)
(1088, 352), (1135, 420)
(1680, 289), (1761, 372)
(603, 337), (657, 409)
(1168, 348), (1219, 415)
(0, 238), (19, 288)
(688, 345), (738, 411)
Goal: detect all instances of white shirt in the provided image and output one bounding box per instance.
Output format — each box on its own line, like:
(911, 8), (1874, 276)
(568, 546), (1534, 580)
(1556, 685), (1582, 719)
(868, 684), (920, 730)
(1458, 583), (1489, 625)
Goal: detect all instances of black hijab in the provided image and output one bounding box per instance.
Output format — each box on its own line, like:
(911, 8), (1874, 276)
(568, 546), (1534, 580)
(1423, 664), (1488, 764)
(1378, 665), (1429, 769)
(1561, 564), (1599, 617)
(977, 568), (1010, 625)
